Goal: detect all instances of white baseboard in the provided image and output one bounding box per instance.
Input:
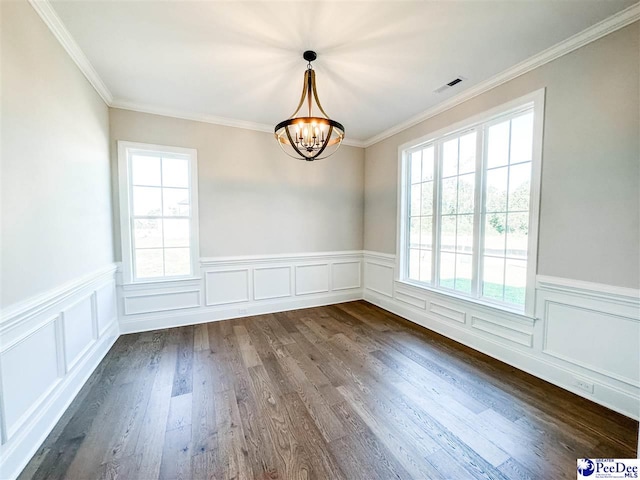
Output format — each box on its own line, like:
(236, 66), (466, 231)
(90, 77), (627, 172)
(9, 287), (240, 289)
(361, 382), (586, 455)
(119, 290), (362, 334)
(0, 266), (119, 480)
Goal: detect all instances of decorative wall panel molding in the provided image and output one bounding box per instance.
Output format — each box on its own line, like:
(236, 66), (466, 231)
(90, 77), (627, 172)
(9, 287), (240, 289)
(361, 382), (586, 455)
(362, 251), (640, 419)
(430, 301), (466, 324)
(363, 261), (394, 297)
(541, 302), (639, 387)
(253, 266), (292, 300)
(331, 261), (361, 292)
(471, 315), (534, 347)
(0, 265), (119, 480)
(61, 297), (95, 371)
(205, 269), (250, 306)
(118, 251), (363, 334)
(537, 277), (640, 391)
(123, 289), (201, 315)
(295, 264), (330, 295)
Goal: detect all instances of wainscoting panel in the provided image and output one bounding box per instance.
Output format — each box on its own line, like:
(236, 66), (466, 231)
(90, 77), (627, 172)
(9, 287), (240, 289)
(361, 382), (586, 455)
(119, 251), (363, 334)
(205, 269), (250, 306)
(0, 265), (119, 480)
(537, 275), (640, 390)
(124, 289), (201, 315)
(295, 264), (330, 295)
(0, 320), (59, 440)
(253, 266), (291, 301)
(471, 314), (533, 347)
(61, 296), (95, 371)
(363, 259), (394, 297)
(95, 281), (117, 336)
(430, 301), (466, 324)
(332, 261), (361, 291)
(543, 302), (638, 386)
(362, 251), (640, 419)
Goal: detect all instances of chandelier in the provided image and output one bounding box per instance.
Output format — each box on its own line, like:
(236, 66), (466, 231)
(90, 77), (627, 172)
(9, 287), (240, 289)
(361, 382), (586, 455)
(274, 51), (345, 161)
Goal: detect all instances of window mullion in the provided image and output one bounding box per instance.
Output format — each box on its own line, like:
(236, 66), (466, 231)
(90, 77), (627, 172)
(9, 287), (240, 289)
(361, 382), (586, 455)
(159, 156), (166, 277)
(405, 151), (411, 280)
(473, 127), (486, 299)
(128, 153), (138, 282)
(433, 141), (442, 286)
(431, 147), (437, 285)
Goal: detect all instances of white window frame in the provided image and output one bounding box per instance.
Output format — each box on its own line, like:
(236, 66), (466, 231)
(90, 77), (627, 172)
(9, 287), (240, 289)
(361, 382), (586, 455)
(117, 141), (200, 285)
(396, 89), (545, 317)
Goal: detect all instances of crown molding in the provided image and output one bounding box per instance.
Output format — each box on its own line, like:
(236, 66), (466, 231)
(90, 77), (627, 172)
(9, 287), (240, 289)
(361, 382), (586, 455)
(110, 100), (366, 147)
(29, 0), (637, 150)
(360, 2), (640, 148)
(28, 0), (113, 104)
(109, 100), (369, 148)
(110, 100), (274, 134)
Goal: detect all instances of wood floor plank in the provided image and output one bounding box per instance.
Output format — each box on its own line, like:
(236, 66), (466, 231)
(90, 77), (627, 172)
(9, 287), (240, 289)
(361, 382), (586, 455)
(20, 301), (638, 480)
(282, 392), (347, 479)
(193, 323), (210, 352)
(166, 392), (193, 432)
(133, 340), (178, 479)
(63, 381), (137, 479)
(331, 401), (414, 480)
(234, 323), (263, 368)
(277, 350), (346, 442)
(380, 331), (527, 421)
(224, 324), (284, 479)
(159, 425), (192, 480)
(497, 457), (536, 480)
(264, 313), (297, 345)
(247, 364), (315, 479)
(336, 384), (445, 480)
(190, 350), (218, 455)
(171, 326), (194, 397)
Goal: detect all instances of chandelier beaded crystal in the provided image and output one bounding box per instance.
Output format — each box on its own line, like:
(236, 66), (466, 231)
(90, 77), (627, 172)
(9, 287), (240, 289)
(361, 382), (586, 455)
(274, 51), (345, 161)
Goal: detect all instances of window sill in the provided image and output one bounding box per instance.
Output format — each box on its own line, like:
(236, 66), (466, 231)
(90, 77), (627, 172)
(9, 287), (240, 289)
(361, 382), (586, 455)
(396, 278), (535, 321)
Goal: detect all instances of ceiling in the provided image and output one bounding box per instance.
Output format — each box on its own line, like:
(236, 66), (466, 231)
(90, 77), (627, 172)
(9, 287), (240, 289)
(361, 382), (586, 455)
(50, 0), (637, 143)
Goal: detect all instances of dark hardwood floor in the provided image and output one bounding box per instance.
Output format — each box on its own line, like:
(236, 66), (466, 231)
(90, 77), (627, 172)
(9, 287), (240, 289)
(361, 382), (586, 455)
(20, 301), (638, 480)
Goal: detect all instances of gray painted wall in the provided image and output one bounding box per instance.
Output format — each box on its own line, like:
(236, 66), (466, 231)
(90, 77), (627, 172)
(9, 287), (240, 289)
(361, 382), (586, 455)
(109, 109), (365, 259)
(363, 22), (640, 289)
(1, 0), (115, 307)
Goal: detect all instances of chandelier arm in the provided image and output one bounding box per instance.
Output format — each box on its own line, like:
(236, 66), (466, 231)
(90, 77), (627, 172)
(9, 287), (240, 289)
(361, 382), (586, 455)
(307, 67), (313, 117)
(283, 125), (308, 159)
(311, 124), (333, 159)
(289, 70), (310, 119)
(310, 69), (331, 119)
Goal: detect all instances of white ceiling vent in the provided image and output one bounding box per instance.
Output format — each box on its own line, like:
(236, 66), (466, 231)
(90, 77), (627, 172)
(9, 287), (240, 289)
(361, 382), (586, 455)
(434, 76), (466, 94)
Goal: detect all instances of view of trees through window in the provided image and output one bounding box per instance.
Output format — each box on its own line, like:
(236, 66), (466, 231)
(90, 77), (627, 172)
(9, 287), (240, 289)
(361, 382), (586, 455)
(406, 109), (534, 308)
(130, 153), (193, 280)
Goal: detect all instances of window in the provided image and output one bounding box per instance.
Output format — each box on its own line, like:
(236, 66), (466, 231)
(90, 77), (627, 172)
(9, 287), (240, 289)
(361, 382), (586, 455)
(400, 90), (543, 314)
(118, 142), (199, 283)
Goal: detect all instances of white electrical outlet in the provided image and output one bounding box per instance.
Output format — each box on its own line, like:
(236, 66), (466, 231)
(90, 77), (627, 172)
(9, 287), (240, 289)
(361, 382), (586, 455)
(238, 308), (248, 315)
(573, 377), (594, 393)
